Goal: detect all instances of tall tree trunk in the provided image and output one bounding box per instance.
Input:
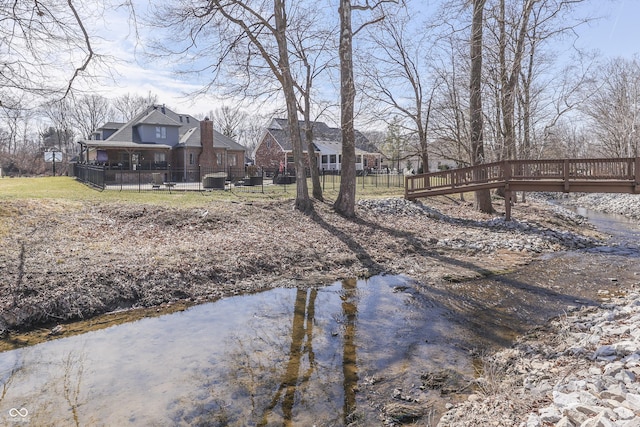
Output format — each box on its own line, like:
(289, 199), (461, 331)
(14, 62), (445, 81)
(274, 0), (312, 213)
(470, 0), (494, 213)
(500, 0), (536, 161)
(303, 102), (323, 201)
(334, 0), (357, 218)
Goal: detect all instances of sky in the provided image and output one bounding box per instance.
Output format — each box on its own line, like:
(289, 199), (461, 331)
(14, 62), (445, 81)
(574, 0), (639, 59)
(78, 0), (640, 120)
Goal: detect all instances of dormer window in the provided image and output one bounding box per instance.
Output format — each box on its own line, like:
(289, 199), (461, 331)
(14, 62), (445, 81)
(155, 126), (166, 139)
(186, 117), (190, 124)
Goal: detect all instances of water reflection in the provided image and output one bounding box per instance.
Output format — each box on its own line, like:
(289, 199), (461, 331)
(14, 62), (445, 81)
(0, 255), (631, 426)
(0, 276), (481, 425)
(260, 289), (318, 425)
(341, 279), (358, 424)
(573, 207), (640, 256)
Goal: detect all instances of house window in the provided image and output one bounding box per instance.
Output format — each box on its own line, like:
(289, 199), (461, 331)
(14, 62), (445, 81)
(96, 150), (108, 163)
(216, 152), (222, 165)
(329, 154), (336, 164)
(154, 152), (166, 168)
(321, 155), (328, 164)
(186, 117), (190, 124)
(189, 153), (194, 165)
(364, 157), (368, 167)
(287, 155), (294, 164)
(266, 139), (272, 149)
(229, 154), (237, 167)
(156, 126), (166, 139)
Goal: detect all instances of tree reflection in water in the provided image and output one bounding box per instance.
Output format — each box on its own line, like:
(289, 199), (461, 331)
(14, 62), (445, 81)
(0, 349), (90, 426)
(341, 278), (359, 424)
(171, 280), (363, 426)
(259, 288), (317, 425)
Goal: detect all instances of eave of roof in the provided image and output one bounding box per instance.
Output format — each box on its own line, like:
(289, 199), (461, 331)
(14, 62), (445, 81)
(79, 140), (173, 150)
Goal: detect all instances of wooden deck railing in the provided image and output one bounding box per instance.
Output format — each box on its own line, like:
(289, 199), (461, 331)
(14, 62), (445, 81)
(405, 157), (640, 220)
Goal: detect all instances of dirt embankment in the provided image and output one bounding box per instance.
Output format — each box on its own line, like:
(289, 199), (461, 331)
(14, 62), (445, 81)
(0, 196), (602, 333)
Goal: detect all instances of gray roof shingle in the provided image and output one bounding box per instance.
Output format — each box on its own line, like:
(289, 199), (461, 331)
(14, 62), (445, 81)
(266, 118), (376, 153)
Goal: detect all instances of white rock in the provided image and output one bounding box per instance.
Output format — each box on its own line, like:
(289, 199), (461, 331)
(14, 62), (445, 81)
(615, 341), (639, 356)
(617, 369), (636, 385)
(603, 361), (625, 376)
(593, 345), (617, 360)
(556, 416), (575, 427)
(580, 412), (620, 427)
(600, 383), (627, 402)
(525, 413), (541, 427)
(623, 393), (640, 411)
(614, 406), (636, 420)
(538, 405), (561, 423)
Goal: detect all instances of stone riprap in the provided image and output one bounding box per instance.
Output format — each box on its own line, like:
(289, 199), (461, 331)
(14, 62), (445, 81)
(357, 198), (601, 254)
(437, 287), (640, 427)
(562, 193), (640, 221)
(432, 192), (640, 426)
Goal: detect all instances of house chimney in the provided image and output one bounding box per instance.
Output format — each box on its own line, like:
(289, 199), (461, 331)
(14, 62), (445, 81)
(161, 104), (166, 114)
(199, 118), (215, 169)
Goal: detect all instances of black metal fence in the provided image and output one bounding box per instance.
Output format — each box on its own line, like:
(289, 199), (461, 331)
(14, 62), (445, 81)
(320, 170), (406, 191)
(73, 164), (406, 193)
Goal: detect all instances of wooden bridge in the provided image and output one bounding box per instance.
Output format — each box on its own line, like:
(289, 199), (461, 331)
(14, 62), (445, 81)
(405, 157), (640, 220)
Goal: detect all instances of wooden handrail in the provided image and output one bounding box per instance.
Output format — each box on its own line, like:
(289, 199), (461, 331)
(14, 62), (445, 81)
(405, 157), (640, 220)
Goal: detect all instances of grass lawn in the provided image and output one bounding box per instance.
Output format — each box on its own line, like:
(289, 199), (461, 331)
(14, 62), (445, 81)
(0, 176), (406, 207)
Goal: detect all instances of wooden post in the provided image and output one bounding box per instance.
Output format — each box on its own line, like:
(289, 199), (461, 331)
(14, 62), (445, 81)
(404, 175), (408, 199)
(503, 160), (511, 187)
(635, 157), (640, 193)
(563, 159), (570, 192)
(505, 188), (512, 221)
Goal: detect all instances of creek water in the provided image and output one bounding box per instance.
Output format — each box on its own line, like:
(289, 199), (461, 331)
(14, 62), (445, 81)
(1, 206), (639, 426)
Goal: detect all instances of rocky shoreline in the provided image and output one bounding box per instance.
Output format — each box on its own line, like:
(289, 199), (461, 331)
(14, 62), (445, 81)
(437, 193), (640, 427)
(437, 287), (640, 427)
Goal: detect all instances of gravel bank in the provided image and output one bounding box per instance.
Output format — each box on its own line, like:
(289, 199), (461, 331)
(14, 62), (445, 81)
(563, 193), (640, 221)
(437, 194), (640, 427)
(438, 287), (640, 427)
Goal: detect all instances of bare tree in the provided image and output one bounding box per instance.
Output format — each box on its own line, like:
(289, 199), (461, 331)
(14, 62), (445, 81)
(0, 1), (98, 100)
(70, 94), (115, 139)
(582, 57), (640, 157)
(491, 0), (536, 161)
(112, 92), (159, 122)
(430, 31), (473, 168)
(151, 1), (312, 212)
(362, 7), (439, 173)
(469, 0), (494, 213)
(482, 0), (591, 162)
(335, 0), (395, 218)
(335, 0), (358, 217)
(42, 99), (76, 156)
(0, 99), (26, 155)
(288, 6), (336, 202)
(0, 98), (52, 174)
(238, 115), (269, 159)
(211, 106), (249, 139)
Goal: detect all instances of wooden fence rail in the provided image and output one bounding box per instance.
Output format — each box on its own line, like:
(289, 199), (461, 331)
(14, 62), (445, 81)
(405, 157), (640, 220)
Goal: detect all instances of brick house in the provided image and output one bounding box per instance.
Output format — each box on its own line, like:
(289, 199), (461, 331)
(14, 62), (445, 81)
(254, 118), (382, 174)
(77, 105), (245, 182)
